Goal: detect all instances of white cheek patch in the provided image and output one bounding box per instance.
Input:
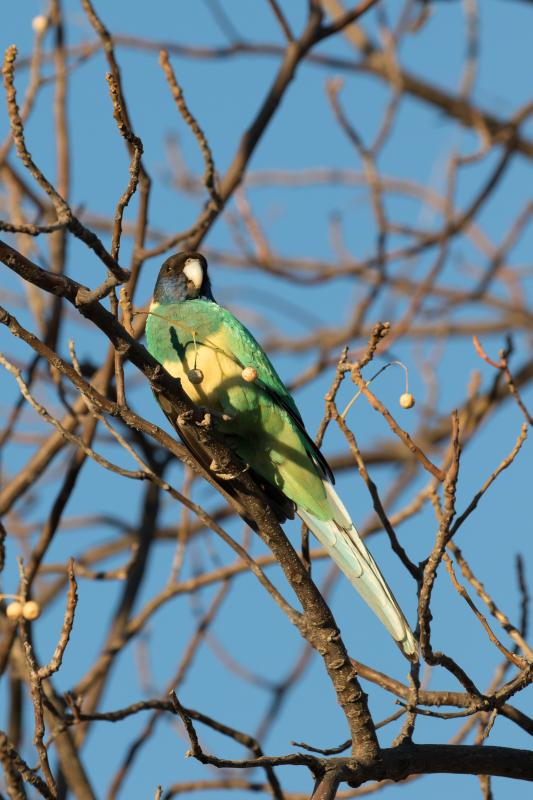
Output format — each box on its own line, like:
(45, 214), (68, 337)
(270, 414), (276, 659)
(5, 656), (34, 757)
(183, 258), (203, 290)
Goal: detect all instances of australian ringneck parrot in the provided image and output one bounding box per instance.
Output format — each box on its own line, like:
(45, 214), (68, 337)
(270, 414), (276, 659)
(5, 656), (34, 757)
(145, 252), (417, 661)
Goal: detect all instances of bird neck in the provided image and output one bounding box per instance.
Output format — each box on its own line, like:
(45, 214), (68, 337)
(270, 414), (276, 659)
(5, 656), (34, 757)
(153, 272), (216, 304)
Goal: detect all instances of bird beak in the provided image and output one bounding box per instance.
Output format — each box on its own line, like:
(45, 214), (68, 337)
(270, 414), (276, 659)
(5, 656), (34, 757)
(183, 259), (203, 295)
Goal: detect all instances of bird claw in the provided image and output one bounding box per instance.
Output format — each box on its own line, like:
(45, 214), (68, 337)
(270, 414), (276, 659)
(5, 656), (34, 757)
(201, 408), (234, 424)
(176, 410), (195, 426)
(209, 460), (249, 480)
(177, 410), (229, 428)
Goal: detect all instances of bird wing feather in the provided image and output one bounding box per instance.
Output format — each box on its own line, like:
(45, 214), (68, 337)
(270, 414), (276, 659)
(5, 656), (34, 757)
(212, 307), (334, 482)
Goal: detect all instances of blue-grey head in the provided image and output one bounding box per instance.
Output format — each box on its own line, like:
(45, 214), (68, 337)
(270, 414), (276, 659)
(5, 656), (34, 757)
(153, 252), (215, 304)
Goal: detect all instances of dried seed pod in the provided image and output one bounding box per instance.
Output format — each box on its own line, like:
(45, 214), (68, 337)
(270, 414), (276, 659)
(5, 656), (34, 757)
(22, 600), (41, 620)
(5, 601), (23, 620)
(399, 392), (415, 409)
(187, 368), (204, 385)
(242, 366), (258, 383)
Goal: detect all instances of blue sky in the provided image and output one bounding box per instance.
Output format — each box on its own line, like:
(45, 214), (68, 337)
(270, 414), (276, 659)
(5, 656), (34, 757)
(1, 2), (532, 798)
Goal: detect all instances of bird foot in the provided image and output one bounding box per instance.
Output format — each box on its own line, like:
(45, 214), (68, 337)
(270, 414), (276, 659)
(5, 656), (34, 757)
(209, 459), (249, 480)
(198, 408), (234, 426)
(176, 410), (232, 429)
(176, 410), (195, 426)
(197, 411), (232, 427)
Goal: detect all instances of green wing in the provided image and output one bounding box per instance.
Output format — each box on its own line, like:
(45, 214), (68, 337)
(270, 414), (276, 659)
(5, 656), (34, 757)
(215, 306), (300, 414)
(214, 305), (334, 483)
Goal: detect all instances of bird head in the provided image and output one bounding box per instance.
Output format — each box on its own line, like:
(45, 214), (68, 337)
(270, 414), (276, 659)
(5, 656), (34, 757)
(153, 252), (214, 303)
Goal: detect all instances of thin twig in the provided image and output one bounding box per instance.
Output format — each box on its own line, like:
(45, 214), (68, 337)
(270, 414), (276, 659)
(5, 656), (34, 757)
(38, 558), (78, 680)
(159, 50), (220, 209)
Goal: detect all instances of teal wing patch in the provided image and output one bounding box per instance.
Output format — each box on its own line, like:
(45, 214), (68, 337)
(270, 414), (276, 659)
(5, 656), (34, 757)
(216, 307), (301, 417)
(216, 307), (334, 483)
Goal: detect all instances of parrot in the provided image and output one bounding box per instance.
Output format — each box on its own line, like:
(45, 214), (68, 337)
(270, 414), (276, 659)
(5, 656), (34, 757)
(145, 251), (417, 661)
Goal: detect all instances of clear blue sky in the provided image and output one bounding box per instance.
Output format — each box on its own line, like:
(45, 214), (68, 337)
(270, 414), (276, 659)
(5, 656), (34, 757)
(1, 2), (532, 798)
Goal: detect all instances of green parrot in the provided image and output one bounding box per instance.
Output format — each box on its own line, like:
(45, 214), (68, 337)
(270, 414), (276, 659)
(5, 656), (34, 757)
(145, 252), (417, 661)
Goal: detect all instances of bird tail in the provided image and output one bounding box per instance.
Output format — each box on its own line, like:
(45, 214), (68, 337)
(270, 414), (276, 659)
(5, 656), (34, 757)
(297, 481), (418, 662)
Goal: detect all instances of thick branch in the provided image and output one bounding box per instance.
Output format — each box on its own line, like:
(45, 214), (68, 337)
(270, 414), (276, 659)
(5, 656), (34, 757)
(0, 238), (379, 763)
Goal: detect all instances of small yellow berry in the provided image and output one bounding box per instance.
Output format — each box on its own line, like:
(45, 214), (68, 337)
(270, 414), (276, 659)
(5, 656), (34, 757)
(32, 15), (48, 34)
(22, 600), (41, 621)
(6, 601), (23, 620)
(399, 393), (415, 409)
(186, 368), (204, 385)
(242, 367), (257, 383)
